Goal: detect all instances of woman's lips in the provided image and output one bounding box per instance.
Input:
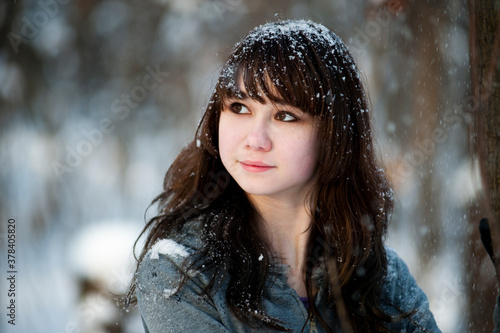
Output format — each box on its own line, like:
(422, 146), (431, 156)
(239, 160), (275, 173)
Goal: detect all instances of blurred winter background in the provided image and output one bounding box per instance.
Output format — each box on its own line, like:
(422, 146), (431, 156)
(0, 0), (496, 332)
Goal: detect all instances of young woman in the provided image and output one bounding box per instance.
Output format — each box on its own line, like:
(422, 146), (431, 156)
(128, 19), (441, 332)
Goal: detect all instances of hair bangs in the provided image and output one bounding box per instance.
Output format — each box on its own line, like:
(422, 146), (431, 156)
(217, 30), (331, 117)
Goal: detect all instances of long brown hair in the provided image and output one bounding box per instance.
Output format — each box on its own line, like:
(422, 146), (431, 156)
(129, 20), (406, 332)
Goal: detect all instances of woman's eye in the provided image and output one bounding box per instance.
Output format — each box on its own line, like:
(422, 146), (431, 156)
(229, 103), (250, 114)
(275, 111), (297, 122)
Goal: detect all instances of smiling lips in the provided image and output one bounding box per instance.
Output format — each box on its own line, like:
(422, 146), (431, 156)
(239, 160), (275, 173)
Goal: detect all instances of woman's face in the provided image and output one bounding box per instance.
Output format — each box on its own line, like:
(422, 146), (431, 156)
(218, 78), (320, 204)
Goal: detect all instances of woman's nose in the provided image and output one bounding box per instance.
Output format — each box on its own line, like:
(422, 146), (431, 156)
(245, 119), (272, 151)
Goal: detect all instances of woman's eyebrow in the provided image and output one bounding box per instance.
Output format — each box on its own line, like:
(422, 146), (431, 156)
(226, 93), (305, 114)
(226, 89), (302, 112)
(227, 89), (249, 100)
(273, 102), (306, 114)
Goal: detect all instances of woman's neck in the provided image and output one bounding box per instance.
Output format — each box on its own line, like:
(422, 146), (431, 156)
(248, 194), (312, 297)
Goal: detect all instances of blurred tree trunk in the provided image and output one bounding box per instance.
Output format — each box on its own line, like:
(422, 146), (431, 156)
(469, 0), (500, 331)
(406, 0), (444, 270)
(469, 0), (500, 280)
